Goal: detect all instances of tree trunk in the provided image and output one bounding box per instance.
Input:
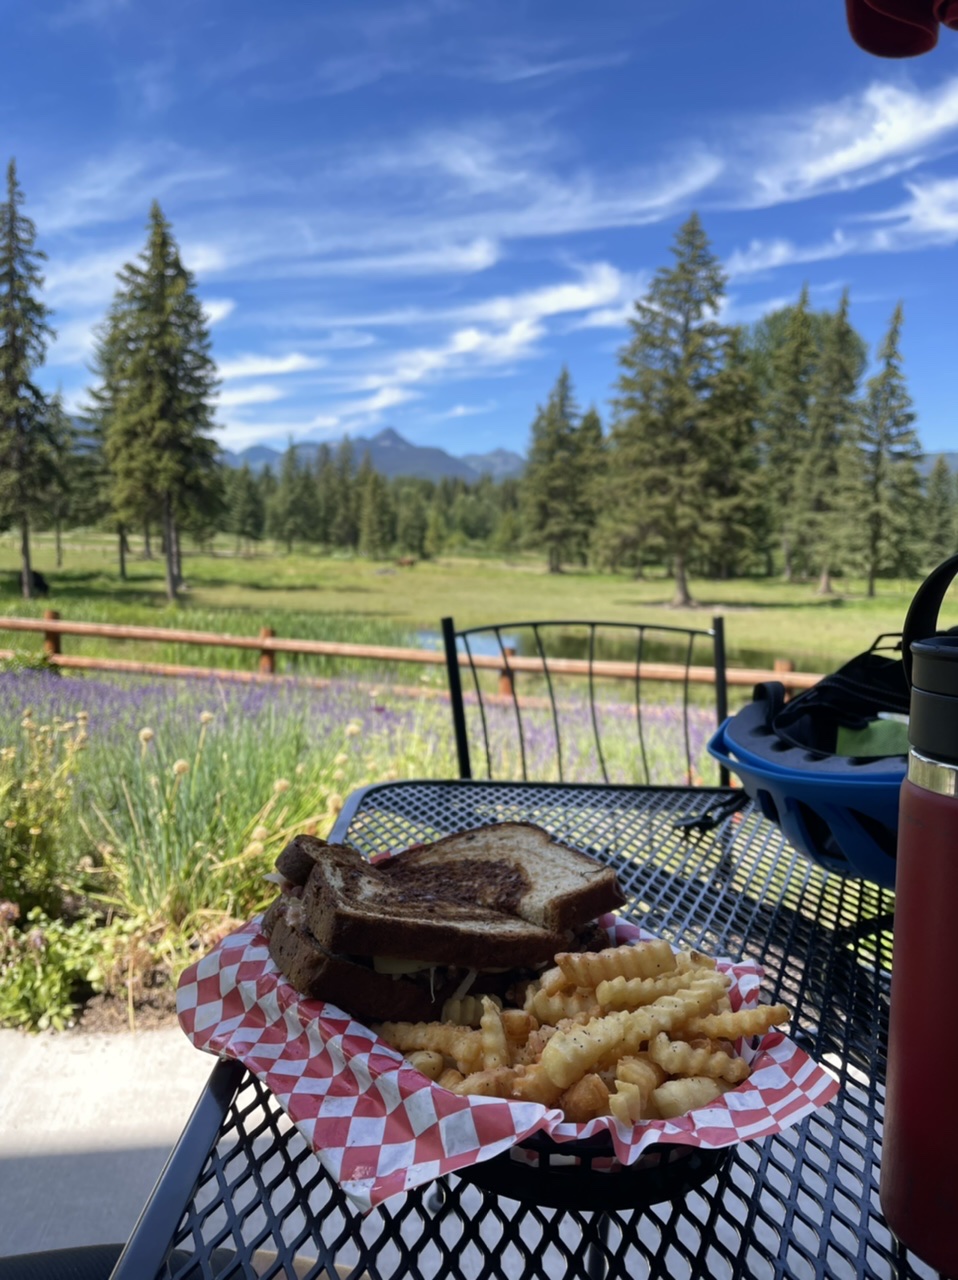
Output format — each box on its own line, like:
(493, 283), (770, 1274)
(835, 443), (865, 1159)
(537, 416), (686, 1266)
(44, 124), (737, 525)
(162, 500), (178, 602)
(867, 566), (876, 599)
(816, 566), (834, 596)
(782, 535), (793, 583)
(20, 516), (32, 600)
(172, 519), (183, 587)
(55, 517), (63, 569)
(118, 525), (127, 581)
(143, 520), (153, 559)
(548, 546), (562, 574)
(671, 552), (693, 607)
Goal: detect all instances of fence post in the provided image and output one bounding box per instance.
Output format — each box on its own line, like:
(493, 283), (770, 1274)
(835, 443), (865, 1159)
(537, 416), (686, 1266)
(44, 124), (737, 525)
(498, 646), (516, 698)
(258, 627), (276, 675)
(43, 610), (61, 660)
(774, 657), (795, 701)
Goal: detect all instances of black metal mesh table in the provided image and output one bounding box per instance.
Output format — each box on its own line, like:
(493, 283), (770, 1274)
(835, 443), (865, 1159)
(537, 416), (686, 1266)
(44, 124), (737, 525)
(110, 781), (935, 1280)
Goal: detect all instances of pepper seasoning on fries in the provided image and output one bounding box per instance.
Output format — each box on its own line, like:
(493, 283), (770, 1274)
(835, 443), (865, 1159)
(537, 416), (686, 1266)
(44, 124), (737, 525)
(375, 937), (790, 1125)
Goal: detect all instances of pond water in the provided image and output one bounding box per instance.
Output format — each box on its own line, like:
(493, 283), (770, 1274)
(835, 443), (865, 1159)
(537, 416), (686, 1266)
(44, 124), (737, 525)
(417, 628), (835, 673)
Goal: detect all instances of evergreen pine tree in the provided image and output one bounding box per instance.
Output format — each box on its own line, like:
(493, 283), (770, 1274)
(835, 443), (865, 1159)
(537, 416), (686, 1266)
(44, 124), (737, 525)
(228, 463), (264, 552)
(68, 405), (113, 537)
(424, 499), (447, 559)
(95, 202), (218, 601)
(924, 456), (956, 570)
(574, 407), (605, 565)
(258, 464), (278, 529)
(267, 444), (317, 551)
(331, 438), (358, 549)
(86, 312), (147, 578)
(395, 485), (428, 557)
(314, 443), (336, 546)
(761, 286), (817, 581)
(853, 304), (923, 596)
(520, 367), (584, 573)
(799, 291), (866, 594)
(0, 160), (55, 598)
(698, 327), (765, 579)
(606, 213), (728, 605)
(359, 468), (393, 558)
(42, 393), (75, 569)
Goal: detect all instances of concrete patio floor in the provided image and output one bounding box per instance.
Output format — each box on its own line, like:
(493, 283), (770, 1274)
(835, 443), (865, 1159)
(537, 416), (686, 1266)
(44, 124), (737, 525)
(0, 1026), (215, 1259)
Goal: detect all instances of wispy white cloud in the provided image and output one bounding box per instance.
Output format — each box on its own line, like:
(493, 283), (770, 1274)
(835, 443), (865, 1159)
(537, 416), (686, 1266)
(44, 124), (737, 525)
(43, 244), (135, 308)
(474, 50), (630, 84)
(204, 299), (236, 325)
(429, 400), (498, 419)
(48, 0), (130, 28)
(260, 237), (500, 280)
(217, 352), (326, 379)
(217, 383), (285, 407)
(728, 175), (958, 277)
(46, 315), (99, 367)
(34, 145), (233, 235)
(738, 76), (958, 207)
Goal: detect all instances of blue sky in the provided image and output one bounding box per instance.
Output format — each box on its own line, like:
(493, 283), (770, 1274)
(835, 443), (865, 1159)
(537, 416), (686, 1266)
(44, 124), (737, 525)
(6, 0), (958, 458)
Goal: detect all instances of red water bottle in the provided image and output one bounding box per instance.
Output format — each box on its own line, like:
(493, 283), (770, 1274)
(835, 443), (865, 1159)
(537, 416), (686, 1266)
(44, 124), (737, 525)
(882, 555), (958, 1277)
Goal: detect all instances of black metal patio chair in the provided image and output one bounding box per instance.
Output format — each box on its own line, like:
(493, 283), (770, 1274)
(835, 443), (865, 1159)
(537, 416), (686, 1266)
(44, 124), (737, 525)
(440, 617), (730, 787)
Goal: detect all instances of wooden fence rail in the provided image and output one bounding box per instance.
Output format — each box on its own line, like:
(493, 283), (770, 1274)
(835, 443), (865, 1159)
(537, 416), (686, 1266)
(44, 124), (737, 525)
(0, 611), (824, 694)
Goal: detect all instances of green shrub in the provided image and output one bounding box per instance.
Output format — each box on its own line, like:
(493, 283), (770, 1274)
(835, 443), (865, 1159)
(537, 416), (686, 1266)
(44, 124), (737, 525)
(0, 903), (102, 1031)
(0, 711), (88, 915)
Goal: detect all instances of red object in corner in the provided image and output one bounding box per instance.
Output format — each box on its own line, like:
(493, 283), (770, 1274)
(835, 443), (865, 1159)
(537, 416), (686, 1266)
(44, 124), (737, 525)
(846, 0), (958, 56)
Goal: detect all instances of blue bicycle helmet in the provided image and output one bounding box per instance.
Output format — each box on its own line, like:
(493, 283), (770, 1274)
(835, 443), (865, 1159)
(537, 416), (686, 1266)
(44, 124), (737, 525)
(709, 554), (958, 888)
(709, 671), (905, 886)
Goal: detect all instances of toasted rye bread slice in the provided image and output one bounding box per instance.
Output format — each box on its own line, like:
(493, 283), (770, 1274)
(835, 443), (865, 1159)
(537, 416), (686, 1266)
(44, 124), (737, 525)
(383, 822), (625, 934)
(301, 843), (565, 968)
(263, 899), (448, 1023)
(275, 835), (363, 887)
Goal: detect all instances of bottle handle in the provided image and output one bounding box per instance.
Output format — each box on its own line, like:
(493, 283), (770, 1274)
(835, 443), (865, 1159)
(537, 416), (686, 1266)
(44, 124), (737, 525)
(901, 553), (958, 686)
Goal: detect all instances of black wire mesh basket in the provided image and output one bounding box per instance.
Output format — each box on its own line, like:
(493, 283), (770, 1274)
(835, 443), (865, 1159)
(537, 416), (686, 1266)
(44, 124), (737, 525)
(453, 1129), (733, 1211)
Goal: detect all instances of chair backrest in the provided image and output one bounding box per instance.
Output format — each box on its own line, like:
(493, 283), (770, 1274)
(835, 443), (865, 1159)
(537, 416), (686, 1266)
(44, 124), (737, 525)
(441, 617), (729, 787)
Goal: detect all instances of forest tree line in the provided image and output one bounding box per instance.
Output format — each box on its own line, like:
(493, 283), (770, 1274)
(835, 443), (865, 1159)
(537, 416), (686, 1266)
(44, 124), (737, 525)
(0, 158), (952, 605)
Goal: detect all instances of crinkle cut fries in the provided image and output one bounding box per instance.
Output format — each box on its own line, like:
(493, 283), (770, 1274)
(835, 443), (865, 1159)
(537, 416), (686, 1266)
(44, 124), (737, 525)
(375, 939), (790, 1125)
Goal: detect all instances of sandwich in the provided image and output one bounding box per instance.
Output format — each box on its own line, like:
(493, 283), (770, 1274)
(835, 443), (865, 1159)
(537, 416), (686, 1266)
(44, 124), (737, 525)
(263, 823), (625, 1023)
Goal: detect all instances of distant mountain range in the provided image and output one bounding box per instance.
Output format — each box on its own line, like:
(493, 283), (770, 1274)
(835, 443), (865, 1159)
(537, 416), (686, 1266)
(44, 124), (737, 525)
(923, 452), (958, 476)
(220, 428), (525, 483)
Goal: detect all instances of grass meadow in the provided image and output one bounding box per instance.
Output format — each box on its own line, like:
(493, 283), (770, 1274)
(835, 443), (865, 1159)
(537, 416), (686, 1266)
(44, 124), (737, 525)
(0, 528), (936, 1029)
(0, 528), (941, 674)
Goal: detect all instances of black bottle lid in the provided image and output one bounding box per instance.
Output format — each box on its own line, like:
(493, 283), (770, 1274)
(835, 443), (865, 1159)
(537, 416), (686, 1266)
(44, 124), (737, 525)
(909, 637), (958, 764)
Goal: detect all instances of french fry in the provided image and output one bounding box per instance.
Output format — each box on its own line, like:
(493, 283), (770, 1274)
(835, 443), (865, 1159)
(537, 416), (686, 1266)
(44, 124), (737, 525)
(442, 994), (501, 1027)
(512, 1024), (557, 1066)
(452, 1067), (517, 1098)
(541, 979), (726, 1090)
(501, 1008), (536, 1044)
(616, 1054), (667, 1099)
(526, 987), (600, 1024)
(386, 939), (778, 1127)
(676, 949), (717, 972)
(648, 1032), (750, 1083)
(405, 1050), (445, 1081)
(377, 1020), (483, 1074)
(653, 1076), (728, 1120)
(480, 996), (510, 1070)
(512, 1062), (564, 1106)
(538, 965), (570, 996)
(609, 1080), (641, 1125)
(595, 967), (712, 1012)
(559, 1073), (610, 1123)
(684, 1003), (790, 1041)
(556, 940), (676, 988)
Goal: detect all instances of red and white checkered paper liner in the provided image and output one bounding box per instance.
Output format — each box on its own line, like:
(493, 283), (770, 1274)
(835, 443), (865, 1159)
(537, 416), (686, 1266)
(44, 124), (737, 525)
(177, 914), (839, 1212)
